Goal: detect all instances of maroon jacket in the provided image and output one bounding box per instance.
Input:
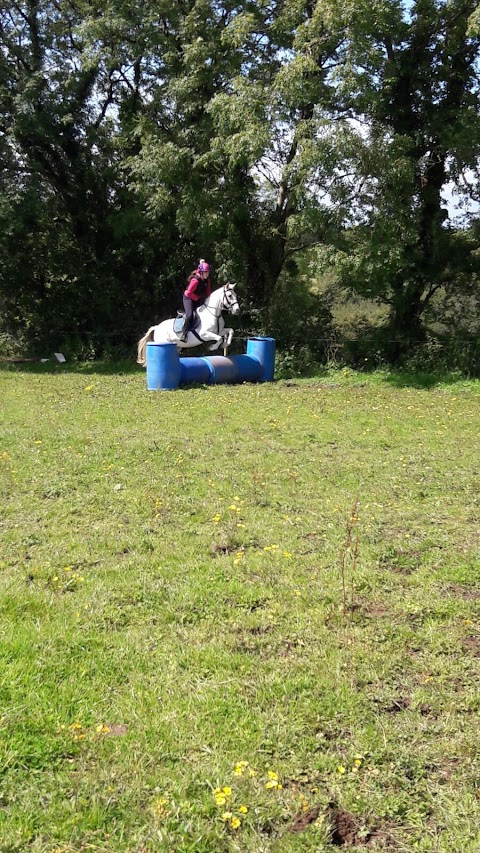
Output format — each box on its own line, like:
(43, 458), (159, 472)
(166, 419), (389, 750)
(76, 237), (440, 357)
(184, 276), (212, 302)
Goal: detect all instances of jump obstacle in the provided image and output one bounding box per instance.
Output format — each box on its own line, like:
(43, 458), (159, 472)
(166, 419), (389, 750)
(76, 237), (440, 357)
(146, 336), (275, 390)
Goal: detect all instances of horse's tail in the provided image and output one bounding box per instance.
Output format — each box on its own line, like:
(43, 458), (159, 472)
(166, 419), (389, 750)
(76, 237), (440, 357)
(137, 326), (156, 366)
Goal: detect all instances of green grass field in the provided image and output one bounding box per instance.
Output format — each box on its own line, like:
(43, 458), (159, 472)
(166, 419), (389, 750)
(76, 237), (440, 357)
(1, 362), (479, 852)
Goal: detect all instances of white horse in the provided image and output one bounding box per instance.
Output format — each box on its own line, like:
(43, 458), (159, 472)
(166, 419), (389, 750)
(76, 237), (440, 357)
(137, 282), (240, 366)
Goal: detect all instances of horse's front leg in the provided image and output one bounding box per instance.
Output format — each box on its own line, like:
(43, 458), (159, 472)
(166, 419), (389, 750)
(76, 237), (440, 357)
(201, 331), (224, 351)
(223, 328), (234, 347)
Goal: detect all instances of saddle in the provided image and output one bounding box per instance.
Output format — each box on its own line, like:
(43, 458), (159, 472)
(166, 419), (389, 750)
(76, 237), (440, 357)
(173, 310), (200, 335)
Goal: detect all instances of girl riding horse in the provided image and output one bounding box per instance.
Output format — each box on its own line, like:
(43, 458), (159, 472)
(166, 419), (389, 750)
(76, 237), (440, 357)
(180, 260), (212, 342)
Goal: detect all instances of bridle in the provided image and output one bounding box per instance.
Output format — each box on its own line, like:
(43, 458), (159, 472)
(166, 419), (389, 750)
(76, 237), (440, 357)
(203, 286), (238, 318)
(222, 287), (239, 313)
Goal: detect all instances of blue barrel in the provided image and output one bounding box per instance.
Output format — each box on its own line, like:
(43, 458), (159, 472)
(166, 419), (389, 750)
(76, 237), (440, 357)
(231, 354), (263, 383)
(146, 343), (181, 390)
(206, 356), (239, 384)
(179, 356), (214, 385)
(246, 337), (276, 381)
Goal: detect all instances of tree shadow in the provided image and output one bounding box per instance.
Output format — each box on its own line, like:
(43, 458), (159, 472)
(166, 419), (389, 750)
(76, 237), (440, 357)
(1, 361), (476, 388)
(381, 369), (470, 389)
(0, 359), (141, 376)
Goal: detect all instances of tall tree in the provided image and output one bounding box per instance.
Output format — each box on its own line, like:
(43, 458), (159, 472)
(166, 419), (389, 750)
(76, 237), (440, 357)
(128, 0), (352, 310)
(319, 0), (480, 359)
(0, 0), (171, 351)
(1, 0), (479, 358)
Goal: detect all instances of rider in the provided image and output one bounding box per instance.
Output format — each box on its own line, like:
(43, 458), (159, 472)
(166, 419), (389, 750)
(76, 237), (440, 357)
(179, 259), (212, 342)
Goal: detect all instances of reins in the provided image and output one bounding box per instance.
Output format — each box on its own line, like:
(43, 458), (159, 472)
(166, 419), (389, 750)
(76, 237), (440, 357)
(201, 288), (232, 318)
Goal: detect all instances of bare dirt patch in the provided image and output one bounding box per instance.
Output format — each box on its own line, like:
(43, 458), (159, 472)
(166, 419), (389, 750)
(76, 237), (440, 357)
(365, 605), (390, 619)
(383, 696), (411, 713)
(462, 636), (480, 656)
(327, 806), (371, 846)
(245, 624), (273, 636)
(449, 583), (480, 600)
(104, 724), (128, 736)
(212, 543), (235, 556)
(288, 805), (321, 833)
(288, 804), (379, 845)
(382, 562), (415, 575)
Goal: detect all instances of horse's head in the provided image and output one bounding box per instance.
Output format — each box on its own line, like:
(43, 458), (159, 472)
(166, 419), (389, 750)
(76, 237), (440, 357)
(222, 282), (240, 315)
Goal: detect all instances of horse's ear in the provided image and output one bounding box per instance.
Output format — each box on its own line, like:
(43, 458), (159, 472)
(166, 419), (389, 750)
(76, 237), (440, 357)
(226, 281), (236, 288)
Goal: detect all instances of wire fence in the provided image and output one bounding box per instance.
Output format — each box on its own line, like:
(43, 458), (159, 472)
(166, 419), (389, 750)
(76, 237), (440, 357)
(2, 324), (479, 374)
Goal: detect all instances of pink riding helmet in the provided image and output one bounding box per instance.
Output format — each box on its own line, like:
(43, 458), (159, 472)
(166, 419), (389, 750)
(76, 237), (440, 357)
(197, 260), (210, 273)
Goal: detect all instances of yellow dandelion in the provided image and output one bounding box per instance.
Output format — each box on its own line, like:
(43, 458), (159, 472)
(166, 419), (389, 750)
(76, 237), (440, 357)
(337, 765), (346, 775)
(267, 770), (278, 780)
(238, 805), (248, 814)
(222, 811), (233, 821)
(230, 816), (241, 830)
(222, 786), (232, 796)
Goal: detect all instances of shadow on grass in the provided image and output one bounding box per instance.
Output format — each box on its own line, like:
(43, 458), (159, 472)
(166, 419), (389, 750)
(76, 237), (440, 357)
(0, 359), (141, 376)
(381, 369), (471, 389)
(1, 360), (477, 389)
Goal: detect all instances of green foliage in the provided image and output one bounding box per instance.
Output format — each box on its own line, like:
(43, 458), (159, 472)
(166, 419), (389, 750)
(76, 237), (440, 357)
(0, 0), (479, 362)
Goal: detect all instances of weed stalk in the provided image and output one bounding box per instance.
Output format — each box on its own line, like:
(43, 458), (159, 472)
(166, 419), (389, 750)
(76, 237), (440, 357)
(339, 495), (360, 618)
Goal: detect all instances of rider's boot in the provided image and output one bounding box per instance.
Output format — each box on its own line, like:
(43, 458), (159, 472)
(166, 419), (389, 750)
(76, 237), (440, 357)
(179, 318), (189, 342)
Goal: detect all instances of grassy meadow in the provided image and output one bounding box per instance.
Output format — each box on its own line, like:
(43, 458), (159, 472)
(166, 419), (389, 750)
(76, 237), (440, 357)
(1, 361), (480, 852)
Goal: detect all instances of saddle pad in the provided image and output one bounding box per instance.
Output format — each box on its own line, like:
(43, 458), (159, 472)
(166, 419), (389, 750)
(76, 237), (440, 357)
(173, 312), (199, 334)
